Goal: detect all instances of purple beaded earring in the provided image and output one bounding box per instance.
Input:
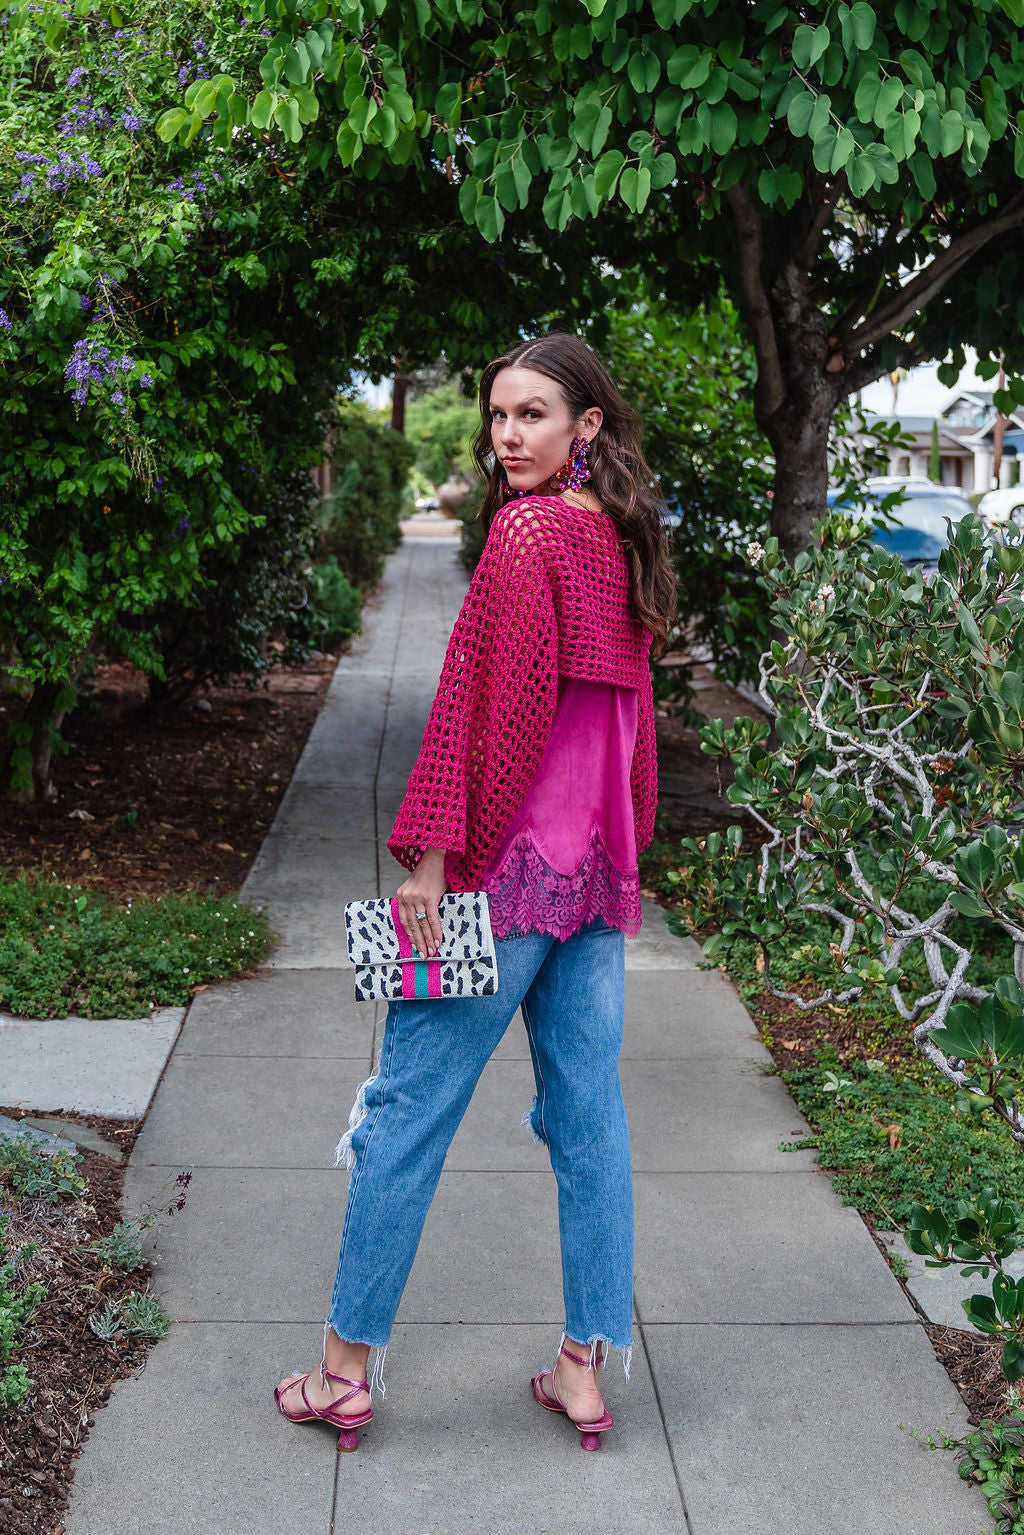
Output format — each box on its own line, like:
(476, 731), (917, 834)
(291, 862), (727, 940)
(554, 436), (591, 494)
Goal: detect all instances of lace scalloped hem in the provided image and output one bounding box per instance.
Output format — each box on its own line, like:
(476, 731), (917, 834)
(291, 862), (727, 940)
(484, 826), (642, 943)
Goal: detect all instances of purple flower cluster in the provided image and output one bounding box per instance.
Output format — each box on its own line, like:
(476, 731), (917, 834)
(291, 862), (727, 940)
(0, 310), (11, 331)
(121, 111), (145, 132)
(63, 337), (146, 409)
(64, 339), (123, 405)
(57, 97), (113, 139)
(13, 149), (102, 201)
(67, 65), (89, 89)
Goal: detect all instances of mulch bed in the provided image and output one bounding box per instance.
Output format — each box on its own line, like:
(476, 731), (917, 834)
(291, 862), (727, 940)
(0, 655), (337, 900)
(0, 652), (339, 1532)
(924, 1325), (1008, 1426)
(0, 1109), (152, 1535)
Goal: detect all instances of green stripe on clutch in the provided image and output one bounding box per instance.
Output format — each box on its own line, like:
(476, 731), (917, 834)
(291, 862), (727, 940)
(414, 961), (430, 999)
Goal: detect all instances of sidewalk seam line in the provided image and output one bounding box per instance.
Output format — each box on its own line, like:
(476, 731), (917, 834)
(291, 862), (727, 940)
(635, 1295), (695, 1533)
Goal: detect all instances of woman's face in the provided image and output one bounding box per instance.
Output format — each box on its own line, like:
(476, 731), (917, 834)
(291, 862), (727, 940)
(488, 365), (600, 496)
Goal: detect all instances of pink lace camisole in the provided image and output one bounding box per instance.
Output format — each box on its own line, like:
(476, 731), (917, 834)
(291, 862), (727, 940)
(481, 675), (643, 942)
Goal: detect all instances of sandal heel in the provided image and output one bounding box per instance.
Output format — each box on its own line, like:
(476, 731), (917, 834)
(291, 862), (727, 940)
(579, 1429), (602, 1452)
(336, 1426), (360, 1452)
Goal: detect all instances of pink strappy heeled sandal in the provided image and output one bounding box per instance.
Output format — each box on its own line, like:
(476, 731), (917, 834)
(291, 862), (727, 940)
(274, 1367), (373, 1452)
(531, 1343), (613, 1451)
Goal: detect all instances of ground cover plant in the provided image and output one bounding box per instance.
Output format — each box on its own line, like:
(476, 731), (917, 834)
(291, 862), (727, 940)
(0, 871), (269, 1019)
(0, 1116), (172, 1535)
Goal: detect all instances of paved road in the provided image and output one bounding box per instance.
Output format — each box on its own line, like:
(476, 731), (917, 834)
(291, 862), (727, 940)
(67, 535), (984, 1535)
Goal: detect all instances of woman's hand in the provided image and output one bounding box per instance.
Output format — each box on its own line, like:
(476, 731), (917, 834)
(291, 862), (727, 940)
(397, 847), (448, 958)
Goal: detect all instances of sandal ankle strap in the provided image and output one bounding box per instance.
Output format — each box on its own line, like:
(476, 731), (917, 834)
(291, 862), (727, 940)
(322, 1368), (370, 1394)
(559, 1343), (603, 1371)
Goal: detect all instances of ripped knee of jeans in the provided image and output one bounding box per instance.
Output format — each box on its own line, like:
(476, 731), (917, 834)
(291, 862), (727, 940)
(522, 1095), (546, 1146)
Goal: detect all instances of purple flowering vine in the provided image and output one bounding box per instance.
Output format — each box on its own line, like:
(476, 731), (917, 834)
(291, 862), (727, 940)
(0, 310), (12, 331)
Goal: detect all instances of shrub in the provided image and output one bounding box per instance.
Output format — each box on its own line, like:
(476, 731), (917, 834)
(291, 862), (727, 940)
(309, 558), (362, 649)
(696, 512), (1024, 1144)
(317, 403), (417, 589)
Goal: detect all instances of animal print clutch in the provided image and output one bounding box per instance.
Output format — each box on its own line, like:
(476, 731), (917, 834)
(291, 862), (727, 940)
(343, 892), (498, 1002)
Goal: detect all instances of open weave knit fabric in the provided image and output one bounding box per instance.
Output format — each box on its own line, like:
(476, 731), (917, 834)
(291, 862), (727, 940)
(388, 495), (658, 892)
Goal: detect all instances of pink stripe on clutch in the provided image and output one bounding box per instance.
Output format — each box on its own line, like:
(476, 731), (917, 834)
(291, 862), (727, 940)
(427, 961), (442, 998)
(391, 897), (414, 960)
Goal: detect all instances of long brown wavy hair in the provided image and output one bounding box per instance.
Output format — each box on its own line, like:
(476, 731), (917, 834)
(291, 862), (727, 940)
(472, 333), (677, 650)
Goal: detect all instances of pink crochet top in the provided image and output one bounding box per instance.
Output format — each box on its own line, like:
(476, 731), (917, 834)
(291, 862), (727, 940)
(388, 494), (657, 899)
(481, 676), (642, 940)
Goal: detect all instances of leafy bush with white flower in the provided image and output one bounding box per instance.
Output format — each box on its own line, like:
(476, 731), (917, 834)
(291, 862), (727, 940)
(698, 511), (1024, 1144)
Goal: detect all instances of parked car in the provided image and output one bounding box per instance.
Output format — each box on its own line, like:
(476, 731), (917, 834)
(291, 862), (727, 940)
(827, 477), (976, 570)
(978, 485), (1024, 530)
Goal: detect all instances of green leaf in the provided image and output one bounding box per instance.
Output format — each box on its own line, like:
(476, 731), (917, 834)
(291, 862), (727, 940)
(283, 40), (310, 86)
(634, 164), (652, 212)
(846, 151), (876, 196)
(650, 150), (676, 189)
(593, 148), (626, 198)
(619, 165), (640, 210)
(812, 123), (838, 174)
(873, 76), (904, 128)
(274, 97), (302, 143)
(654, 85), (687, 137)
(787, 90), (817, 136)
(474, 193), (504, 243)
(850, 2), (876, 48)
(854, 72), (881, 122)
(830, 126), (856, 172)
(940, 109), (964, 155)
(667, 45), (712, 89)
(709, 103), (737, 156)
(155, 108), (187, 143)
(436, 81), (462, 125)
(627, 47), (660, 95)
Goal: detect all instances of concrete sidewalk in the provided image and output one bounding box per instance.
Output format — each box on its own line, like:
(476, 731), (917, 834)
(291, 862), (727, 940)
(67, 535), (985, 1535)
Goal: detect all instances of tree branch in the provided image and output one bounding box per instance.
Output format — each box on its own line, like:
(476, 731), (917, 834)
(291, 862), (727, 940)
(793, 177), (836, 272)
(725, 183), (785, 421)
(831, 215), (916, 335)
(841, 191), (1024, 358)
(842, 337), (926, 398)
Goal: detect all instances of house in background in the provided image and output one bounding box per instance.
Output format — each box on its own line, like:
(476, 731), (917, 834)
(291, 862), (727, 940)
(864, 391), (1024, 494)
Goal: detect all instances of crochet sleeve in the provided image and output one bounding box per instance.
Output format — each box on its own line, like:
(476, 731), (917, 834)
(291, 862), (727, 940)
(630, 663), (658, 853)
(387, 502), (560, 883)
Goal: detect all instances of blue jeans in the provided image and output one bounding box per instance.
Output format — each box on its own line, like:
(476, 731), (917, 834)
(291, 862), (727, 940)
(326, 920), (634, 1357)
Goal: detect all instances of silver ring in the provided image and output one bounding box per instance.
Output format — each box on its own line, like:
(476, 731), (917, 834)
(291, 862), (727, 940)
(414, 910), (427, 920)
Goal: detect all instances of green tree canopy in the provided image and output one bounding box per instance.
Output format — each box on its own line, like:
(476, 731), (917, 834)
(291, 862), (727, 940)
(0, 0), (604, 798)
(171, 0), (1024, 556)
(405, 381), (480, 489)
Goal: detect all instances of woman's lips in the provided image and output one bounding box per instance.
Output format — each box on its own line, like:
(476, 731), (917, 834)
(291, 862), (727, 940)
(503, 458), (528, 468)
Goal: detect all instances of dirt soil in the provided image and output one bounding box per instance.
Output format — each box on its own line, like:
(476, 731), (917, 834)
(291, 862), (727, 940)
(0, 1109), (155, 1535)
(0, 655), (338, 899)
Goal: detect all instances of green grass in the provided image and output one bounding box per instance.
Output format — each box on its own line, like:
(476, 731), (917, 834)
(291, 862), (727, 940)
(778, 1052), (1024, 1236)
(0, 869), (272, 1018)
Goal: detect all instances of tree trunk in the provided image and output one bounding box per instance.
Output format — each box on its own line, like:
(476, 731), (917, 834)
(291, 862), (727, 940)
(0, 680), (70, 804)
(762, 395), (835, 563)
(391, 371), (411, 434)
(727, 188), (842, 562)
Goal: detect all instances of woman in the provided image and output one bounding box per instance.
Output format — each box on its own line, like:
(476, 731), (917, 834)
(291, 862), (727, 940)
(276, 333), (676, 1452)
